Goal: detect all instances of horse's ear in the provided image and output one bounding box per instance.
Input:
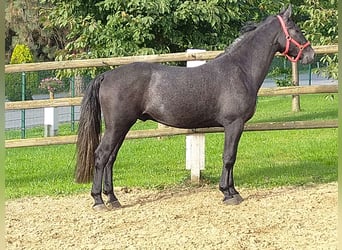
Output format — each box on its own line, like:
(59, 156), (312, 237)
(280, 4), (292, 20)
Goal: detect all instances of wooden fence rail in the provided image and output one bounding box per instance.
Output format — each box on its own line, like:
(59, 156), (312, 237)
(5, 120), (338, 148)
(5, 85), (338, 110)
(4, 45), (338, 73)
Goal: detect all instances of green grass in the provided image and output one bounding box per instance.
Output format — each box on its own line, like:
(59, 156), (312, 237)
(5, 94), (338, 199)
(204, 129), (337, 187)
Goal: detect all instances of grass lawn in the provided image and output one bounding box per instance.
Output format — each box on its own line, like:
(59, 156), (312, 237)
(5, 94), (338, 199)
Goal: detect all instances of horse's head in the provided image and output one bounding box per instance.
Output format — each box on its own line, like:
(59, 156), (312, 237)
(277, 5), (315, 64)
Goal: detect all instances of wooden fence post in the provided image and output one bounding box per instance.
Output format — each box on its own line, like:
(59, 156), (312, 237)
(185, 49), (206, 183)
(291, 61), (300, 112)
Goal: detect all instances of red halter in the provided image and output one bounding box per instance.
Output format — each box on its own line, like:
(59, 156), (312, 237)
(277, 15), (311, 62)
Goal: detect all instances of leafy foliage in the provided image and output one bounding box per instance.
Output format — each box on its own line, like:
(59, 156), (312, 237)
(6, 44), (38, 101)
(268, 59), (292, 87)
(43, 1), (252, 58)
(10, 44), (33, 64)
(5, 1), (338, 80)
(5, 0), (65, 62)
(298, 0), (338, 79)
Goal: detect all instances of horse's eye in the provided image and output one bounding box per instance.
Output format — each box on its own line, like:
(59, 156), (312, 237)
(293, 28), (303, 34)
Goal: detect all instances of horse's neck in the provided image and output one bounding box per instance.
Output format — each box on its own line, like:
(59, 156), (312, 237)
(222, 18), (280, 92)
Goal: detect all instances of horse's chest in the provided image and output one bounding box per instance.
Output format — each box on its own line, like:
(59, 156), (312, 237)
(220, 93), (257, 121)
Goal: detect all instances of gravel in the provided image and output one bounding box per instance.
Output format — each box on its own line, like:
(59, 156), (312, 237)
(5, 182), (337, 249)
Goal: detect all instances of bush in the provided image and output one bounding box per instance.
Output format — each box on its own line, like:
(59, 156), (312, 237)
(10, 44), (33, 64)
(5, 73), (36, 101)
(5, 44), (38, 101)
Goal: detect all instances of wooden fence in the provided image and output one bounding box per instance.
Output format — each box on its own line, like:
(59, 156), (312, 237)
(5, 120), (338, 148)
(5, 44), (338, 181)
(4, 45), (338, 73)
(5, 45), (338, 148)
(4, 85), (338, 111)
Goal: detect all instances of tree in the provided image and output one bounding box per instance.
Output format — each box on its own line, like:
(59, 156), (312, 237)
(298, 0), (338, 79)
(42, 1), (254, 61)
(5, 0), (67, 62)
(7, 0), (337, 80)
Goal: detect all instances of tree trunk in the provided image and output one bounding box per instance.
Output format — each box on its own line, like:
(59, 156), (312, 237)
(74, 75), (83, 96)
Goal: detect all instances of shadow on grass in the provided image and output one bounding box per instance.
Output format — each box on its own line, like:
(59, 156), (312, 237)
(202, 158), (337, 189)
(250, 110), (338, 124)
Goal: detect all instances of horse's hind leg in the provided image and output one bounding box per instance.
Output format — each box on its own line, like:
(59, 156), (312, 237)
(102, 134), (127, 210)
(91, 127), (130, 211)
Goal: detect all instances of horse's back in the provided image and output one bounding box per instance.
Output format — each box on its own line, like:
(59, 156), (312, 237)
(98, 61), (256, 128)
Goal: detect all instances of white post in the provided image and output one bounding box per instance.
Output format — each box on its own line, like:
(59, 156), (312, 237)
(186, 49), (206, 183)
(44, 107), (58, 137)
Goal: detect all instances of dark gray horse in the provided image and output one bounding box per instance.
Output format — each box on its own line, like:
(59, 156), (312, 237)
(76, 5), (314, 211)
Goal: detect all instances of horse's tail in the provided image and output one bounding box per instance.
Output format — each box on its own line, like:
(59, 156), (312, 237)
(75, 75), (103, 183)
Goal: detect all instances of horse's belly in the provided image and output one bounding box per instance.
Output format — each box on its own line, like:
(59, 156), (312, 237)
(142, 105), (221, 129)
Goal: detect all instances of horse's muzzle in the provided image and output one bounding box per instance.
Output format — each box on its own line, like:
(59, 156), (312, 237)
(300, 46), (315, 65)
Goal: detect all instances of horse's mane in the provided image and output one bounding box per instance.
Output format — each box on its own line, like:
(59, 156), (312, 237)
(216, 18), (268, 58)
(240, 21), (259, 34)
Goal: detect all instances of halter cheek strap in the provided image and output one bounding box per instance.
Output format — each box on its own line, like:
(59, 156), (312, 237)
(277, 15), (311, 62)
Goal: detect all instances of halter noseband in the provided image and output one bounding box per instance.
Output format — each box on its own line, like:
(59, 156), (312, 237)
(277, 15), (311, 62)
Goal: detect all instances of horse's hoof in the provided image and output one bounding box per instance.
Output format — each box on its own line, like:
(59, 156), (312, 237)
(107, 200), (122, 210)
(92, 204), (109, 212)
(223, 194), (244, 205)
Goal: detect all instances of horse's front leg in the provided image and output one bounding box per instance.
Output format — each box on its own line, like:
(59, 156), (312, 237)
(219, 119), (244, 205)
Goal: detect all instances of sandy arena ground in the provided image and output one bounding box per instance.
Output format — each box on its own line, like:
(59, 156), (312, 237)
(5, 182), (337, 249)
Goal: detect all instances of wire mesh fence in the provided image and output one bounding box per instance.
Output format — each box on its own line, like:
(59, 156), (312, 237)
(5, 70), (93, 139)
